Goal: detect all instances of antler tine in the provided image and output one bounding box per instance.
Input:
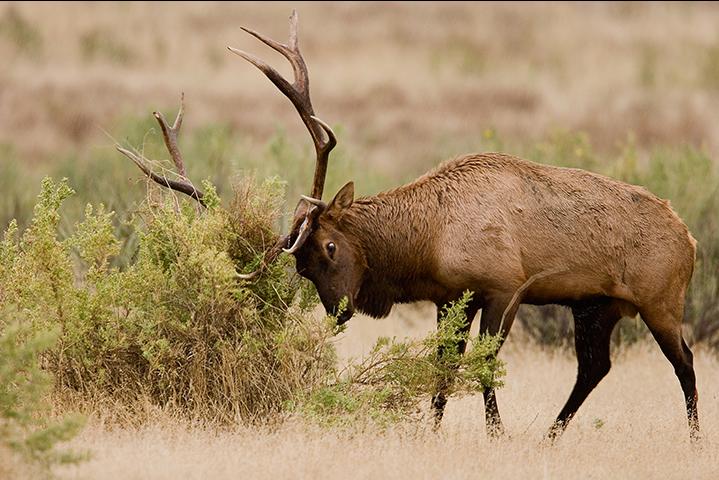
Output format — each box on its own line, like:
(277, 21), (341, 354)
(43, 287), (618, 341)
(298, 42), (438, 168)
(288, 9), (299, 51)
(310, 115), (337, 154)
(116, 146), (206, 207)
(116, 146), (153, 177)
(301, 194), (327, 209)
(153, 92), (186, 177)
(229, 9), (336, 200)
(283, 206), (317, 254)
(238, 10), (308, 97)
(227, 47), (301, 107)
(117, 93), (206, 207)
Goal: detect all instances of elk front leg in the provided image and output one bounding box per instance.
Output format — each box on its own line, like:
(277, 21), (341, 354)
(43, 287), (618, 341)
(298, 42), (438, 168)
(478, 296), (517, 437)
(431, 300), (478, 428)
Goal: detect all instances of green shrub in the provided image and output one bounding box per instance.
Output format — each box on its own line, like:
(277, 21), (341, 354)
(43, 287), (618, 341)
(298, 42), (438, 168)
(0, 318), (85, 474)
(297, 292), (505, 427)
(0, 176), (336, 423)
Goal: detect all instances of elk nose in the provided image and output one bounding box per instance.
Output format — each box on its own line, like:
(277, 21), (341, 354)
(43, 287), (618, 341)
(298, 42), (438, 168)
(336, 308), (354, 325)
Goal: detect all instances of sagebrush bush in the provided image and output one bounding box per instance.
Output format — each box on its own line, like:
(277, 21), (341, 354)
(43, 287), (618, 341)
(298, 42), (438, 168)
(0, 172), (507, 432)
(0, 176), (336, 423)
(298, 292), (505, 427)
(0, 317), (85, 474)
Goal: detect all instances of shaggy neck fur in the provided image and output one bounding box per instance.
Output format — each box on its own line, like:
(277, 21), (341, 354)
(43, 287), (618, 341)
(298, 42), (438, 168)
(337, 169), (458, 318)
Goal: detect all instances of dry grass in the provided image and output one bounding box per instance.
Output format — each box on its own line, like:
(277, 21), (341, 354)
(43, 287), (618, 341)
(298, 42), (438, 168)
(56, 349), (719, 479)
(54, 307), (719, 480)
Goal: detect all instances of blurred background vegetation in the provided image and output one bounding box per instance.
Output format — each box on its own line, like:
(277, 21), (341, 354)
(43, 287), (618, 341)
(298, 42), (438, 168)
(1, 2), (717, 349)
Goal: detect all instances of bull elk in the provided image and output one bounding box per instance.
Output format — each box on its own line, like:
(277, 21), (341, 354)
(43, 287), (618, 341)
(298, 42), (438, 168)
(118, 11), (700, 442)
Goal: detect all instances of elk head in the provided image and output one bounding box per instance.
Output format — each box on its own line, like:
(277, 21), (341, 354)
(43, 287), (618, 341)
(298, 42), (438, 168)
(118, 11), (363, 324)
(287, 181), (366, 324)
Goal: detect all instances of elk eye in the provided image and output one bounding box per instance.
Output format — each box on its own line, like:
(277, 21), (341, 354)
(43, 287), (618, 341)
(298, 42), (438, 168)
(326, 242), (336, 258)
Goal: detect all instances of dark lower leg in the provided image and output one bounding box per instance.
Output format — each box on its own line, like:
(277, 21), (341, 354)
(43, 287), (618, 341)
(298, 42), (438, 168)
(432, 342), (468, 427)
(547, 299), (620, 441)
(679, 340), (700, 441)
(682, 377), (699, 442)
(478, 297), (517, 437)
(431, 391), (448, 426)
(431, 302), (476, 427)
(547, 361), (611, 439)
(483, 388), (504, 437)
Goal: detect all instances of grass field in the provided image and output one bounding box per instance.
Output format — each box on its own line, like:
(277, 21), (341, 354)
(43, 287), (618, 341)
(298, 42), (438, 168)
(57, 323), (719, 480)
(2, 2), (719, 479)
(4, 2), (719, 172)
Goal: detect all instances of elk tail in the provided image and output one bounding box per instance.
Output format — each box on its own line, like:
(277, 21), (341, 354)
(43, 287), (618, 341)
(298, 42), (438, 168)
(498, 267), (568, 333)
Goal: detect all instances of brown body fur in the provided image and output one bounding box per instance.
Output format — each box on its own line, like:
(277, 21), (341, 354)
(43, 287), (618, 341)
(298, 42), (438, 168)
(340, 153), (695, 318)
(299, 152), (699, 441)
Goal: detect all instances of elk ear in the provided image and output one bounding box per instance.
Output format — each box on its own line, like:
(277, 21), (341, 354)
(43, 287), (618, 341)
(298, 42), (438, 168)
(327, 181), (354, 216)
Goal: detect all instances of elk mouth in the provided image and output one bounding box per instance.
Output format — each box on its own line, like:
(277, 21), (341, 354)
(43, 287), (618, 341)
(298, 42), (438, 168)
(335, 307), (354, 325)
(324, 296), (355, 326)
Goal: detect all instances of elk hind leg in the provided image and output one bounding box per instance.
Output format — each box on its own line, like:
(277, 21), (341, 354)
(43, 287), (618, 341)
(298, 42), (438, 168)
(640, 302), (699, 442)
(547, 297), (622, 441)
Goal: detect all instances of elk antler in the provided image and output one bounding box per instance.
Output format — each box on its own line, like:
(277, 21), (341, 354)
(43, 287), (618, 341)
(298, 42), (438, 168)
(117, 93), (206, 207)
(228, 9), (337, 201)
(230, 10), (338, 280)
(236, 197), (322, 280)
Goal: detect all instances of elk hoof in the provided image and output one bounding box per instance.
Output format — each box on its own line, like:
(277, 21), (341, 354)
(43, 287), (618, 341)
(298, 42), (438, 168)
(486, 419), (506, 439)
